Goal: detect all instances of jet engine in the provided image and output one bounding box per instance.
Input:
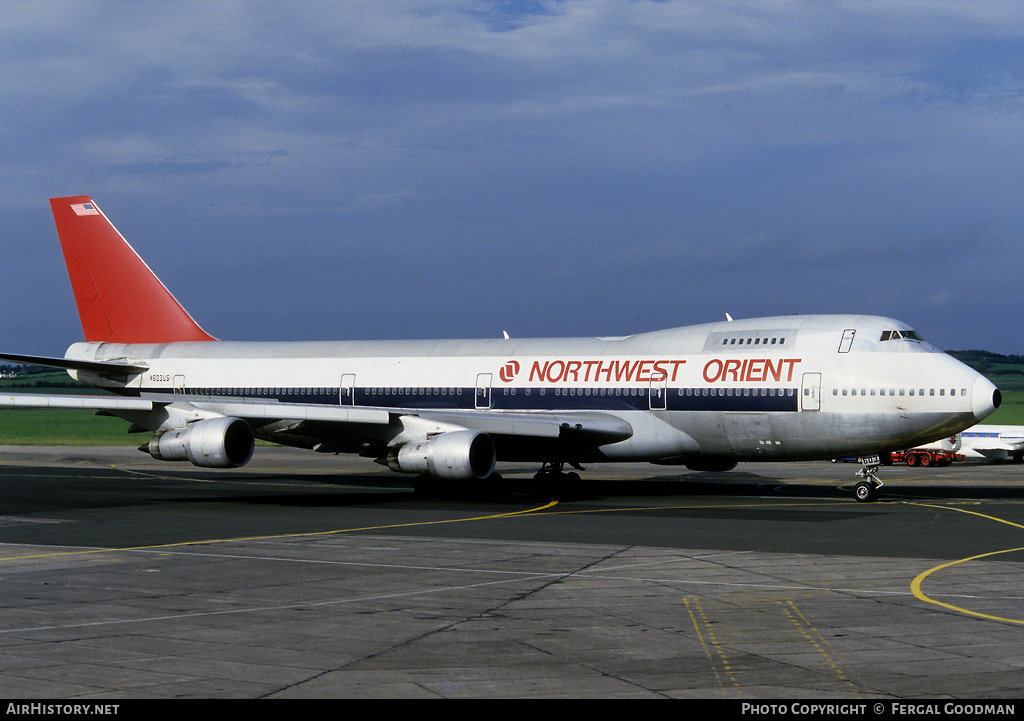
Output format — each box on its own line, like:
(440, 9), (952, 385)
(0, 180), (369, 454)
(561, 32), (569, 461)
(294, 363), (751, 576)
(386, 430), (496, 480)
(145, 416), (255, 468)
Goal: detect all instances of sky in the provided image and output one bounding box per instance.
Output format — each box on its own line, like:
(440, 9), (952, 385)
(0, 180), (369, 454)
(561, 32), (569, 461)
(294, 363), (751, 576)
(2, 1), (1023, 356)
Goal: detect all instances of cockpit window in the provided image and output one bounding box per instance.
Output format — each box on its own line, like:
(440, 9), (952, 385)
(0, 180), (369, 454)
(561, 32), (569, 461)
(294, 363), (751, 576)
(880, 330), (924, 342)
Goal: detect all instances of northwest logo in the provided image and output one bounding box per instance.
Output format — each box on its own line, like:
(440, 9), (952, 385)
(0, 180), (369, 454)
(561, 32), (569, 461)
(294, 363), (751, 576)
(499, 360), (520, 383)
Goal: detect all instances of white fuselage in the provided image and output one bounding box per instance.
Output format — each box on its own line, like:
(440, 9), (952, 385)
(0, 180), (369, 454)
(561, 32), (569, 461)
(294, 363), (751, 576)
(65, 313), (999, 465)
(958, 425), (1024, 461)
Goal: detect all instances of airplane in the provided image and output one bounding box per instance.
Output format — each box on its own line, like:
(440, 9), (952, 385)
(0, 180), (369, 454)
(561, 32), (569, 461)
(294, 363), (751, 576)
(0, 196), (1002, 503)
(958, 425), (1024, 462)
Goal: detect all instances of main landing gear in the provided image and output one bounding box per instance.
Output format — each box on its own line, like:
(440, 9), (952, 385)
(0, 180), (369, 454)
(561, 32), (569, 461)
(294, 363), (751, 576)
(527, 461), (586, 497)
(853, 457), (884, 503)
(533, 461), (583, 484)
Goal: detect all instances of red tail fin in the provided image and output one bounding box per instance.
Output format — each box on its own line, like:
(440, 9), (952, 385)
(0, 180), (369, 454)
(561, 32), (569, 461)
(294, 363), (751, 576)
(50, 196), (216, 343)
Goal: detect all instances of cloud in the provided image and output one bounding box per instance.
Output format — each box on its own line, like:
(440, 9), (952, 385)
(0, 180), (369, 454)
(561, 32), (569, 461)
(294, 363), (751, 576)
(1, 1), (1023, 352)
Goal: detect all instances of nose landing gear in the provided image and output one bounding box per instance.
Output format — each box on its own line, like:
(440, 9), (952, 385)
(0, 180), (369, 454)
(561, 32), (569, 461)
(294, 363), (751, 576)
(853, 456), (884, 502)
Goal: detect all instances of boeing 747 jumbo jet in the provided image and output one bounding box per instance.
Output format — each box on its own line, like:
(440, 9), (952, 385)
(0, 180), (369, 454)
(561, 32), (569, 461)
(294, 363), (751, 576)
(0, 197), (1002, 502)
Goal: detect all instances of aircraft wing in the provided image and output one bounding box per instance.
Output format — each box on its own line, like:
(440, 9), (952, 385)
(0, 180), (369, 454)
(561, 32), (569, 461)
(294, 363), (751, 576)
(0, 393), (391, 425)
(0, 393), (632, 445)
(968, 439), (1024, 460)
(171, 404), (633, 446)
(1000, 433), (1024, 450)
(970, 447), (1012, 461)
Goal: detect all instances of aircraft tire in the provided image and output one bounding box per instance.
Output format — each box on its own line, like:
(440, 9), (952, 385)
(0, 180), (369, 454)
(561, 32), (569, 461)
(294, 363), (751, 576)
(854, 481), (879, 503)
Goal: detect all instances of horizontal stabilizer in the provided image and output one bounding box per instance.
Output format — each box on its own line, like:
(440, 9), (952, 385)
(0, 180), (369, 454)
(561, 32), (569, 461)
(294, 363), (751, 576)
(0, 352), (148, 379)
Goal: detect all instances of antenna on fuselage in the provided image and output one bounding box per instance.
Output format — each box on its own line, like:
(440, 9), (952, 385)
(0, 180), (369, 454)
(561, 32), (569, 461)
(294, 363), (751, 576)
(725, 313), (734, 322)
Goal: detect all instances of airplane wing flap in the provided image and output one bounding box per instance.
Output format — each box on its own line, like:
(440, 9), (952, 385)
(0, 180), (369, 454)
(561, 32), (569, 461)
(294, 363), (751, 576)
(0, 393), (155, 411)
(201, 401), (391, 425)
(412, 410), (633, 444)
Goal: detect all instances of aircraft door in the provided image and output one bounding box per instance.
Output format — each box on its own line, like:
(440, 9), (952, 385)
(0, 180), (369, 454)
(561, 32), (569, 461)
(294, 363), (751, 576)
(340, 373), (355, 405)
(475, 373), (492, 409)
(801, 372), (822, 411)
(838, 329), (856, 353)
(649, 378), (667, 410)
(173, 375), (185, 398)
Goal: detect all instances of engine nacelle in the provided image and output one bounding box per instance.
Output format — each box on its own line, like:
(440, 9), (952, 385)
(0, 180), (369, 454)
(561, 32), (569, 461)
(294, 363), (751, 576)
(146, 417), (255, 468)
(387, 430), (496, 480)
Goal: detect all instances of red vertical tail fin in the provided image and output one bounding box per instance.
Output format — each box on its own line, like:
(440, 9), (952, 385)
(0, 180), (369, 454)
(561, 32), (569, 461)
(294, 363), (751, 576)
(50, 196), (216, 343)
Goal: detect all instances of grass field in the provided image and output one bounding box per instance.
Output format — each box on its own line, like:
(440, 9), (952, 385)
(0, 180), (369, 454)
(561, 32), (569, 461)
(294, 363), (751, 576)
(981, 372), (1024, 425)
(2, 359), (1023, 444)
(0, 371), (138, 444)
(0, 409), (141, 445)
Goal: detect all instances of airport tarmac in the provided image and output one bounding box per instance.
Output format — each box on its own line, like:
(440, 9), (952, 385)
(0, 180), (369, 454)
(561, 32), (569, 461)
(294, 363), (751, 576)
(1, 445), (1023, 699)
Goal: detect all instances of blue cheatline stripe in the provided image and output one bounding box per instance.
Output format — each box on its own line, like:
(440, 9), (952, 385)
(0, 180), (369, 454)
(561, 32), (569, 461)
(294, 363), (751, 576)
(130, 385), (800, 413)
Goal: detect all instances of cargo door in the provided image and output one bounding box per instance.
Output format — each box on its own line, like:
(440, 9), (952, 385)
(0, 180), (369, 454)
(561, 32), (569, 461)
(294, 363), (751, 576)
(726, 413), (770, 454)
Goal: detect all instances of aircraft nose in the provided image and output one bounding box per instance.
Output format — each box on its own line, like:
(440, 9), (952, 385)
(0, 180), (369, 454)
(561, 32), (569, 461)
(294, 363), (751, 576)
(971, 375), (1001, 422)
